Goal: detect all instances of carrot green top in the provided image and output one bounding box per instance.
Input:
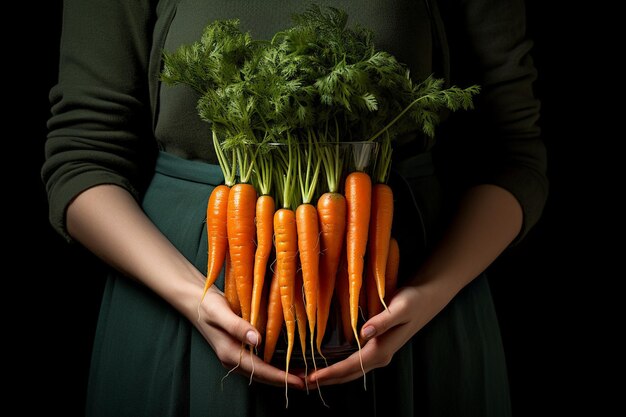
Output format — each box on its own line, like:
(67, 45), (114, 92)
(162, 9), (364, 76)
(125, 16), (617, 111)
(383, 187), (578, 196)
(42, 0), (547, 242)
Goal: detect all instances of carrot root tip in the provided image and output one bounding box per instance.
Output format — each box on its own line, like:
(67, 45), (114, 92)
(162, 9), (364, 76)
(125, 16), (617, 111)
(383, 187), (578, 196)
(220, 344), (244, 390)
(354, 328), (367, 391)
(319, 350), (329, 368)
(196, 302), (202, 323)
(358, 305), (366, 322)
(310, 342), (328, 408)
(249, 345), (255, 386)
(284, 374), (289, 408)
(380, 295), (389, 312)
(315, 378), (328, 407)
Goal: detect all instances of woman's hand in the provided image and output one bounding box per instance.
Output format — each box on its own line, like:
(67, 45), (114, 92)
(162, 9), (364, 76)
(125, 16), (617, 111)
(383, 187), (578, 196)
(66, 185), (305, 389)
(307, 278), (453, 386)
(192, 284), (305, 390)
(308, 184), (524, 386)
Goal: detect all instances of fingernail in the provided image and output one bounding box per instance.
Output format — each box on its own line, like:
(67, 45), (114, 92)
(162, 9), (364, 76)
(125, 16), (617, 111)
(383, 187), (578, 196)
(362, 326), (376, 339)
(245, 330), (258, 346)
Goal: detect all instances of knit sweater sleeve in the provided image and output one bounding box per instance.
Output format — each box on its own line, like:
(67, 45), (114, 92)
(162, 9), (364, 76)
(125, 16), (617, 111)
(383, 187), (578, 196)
(42, 0), (157, 241)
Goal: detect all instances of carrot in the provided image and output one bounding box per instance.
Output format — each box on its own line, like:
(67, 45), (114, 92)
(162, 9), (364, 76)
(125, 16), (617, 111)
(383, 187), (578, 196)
(293, 268), (309, 385)
(274, 208), (297, 387)
(200, 131), (237, 304)
(344, 170), (371, 385)
(368, 183), (394, 311)
(227, 183), (258, 323)
(345, 171), (372, 338)
(223, 248), (241, 315)
(335, 253), (353, 345)
(263, 268), (283, 363)
(296, 203), (320, 360)
(384, 237), (400, 304)
(257, 270), (270, 338)
(251, 195), (275, 329)
(201, 185), (230, 301)
(365, 257), (383, 319)
(359, 267), (368, 320)
(315, 192), (346, 354)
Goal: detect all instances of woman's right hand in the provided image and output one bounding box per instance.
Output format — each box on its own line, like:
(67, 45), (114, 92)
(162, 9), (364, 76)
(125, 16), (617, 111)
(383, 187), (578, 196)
(191, 284), (305, 390)
(66, 185), (304, 390)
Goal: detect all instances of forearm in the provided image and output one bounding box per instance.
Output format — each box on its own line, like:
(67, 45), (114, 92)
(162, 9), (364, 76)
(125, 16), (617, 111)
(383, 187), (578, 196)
(411, 184), (523, 301)
(66, 184), (204, 321)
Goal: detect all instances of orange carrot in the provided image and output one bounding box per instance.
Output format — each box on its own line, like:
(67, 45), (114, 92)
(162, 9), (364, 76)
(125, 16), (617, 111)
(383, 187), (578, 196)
(201, 185), (230, 301)
(315, 192), (346, 354)
(365, 257), (383, 319)
(384, 237), (400, 304)
(294, 268), (308, 378)
(359, 266), (368, 322)
(227, 183), (257, 323)
(368, 183), (394, 310)
(251, 195), (275, 329)
(296, 203), (320, 359)
(256, 269), (270, 340)
(335, 253), (353, 345)
(344, 171), (371, 385)
(263, 268), (283, 363)
(223, 248), (241, 316)
(345, 171), (372, 338)
(274, 208), (297, 380)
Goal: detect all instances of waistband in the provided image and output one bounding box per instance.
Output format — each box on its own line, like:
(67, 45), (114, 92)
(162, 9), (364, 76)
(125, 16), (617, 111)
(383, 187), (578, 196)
(155, 151), (225, 186)
(154, 149), (431, 187)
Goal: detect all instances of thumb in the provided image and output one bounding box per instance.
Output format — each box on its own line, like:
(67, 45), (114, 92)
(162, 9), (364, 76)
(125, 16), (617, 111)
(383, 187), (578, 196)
(235, 318), (262, 347)
(360, 306), (401, 341)
(218, 306), (262, 347)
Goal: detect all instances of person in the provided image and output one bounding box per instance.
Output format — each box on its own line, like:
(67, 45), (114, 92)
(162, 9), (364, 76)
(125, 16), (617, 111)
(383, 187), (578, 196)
(42, 0), (547, 416)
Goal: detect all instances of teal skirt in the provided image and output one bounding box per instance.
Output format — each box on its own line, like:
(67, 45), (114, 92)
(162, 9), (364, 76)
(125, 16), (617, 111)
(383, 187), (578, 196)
(86, 151), (511, 417)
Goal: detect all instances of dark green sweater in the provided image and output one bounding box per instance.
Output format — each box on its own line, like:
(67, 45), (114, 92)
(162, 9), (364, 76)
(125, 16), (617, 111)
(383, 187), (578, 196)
(43, 0), (547, 241)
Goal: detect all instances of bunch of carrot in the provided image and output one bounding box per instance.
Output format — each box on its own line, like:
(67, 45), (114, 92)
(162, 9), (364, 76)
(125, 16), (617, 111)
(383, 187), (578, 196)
(161, 5), (479, 400)
(202, 135), (401, 375)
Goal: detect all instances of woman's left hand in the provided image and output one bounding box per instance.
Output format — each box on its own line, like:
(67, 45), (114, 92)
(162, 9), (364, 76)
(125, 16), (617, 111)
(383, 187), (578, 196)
(307, 279), (454, 386)
(307, 184), (524, 386)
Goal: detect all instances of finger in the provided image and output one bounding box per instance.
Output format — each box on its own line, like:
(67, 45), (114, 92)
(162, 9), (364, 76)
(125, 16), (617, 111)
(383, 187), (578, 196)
(308, 354), (370, 386)
(310, 317), (419, 386)
(206, 325), (305, 390)
(201, 292), (262, 347)
(308, 340), (378, 386)
(198, 291), (304, 389)
(359, 287), (414, 340)
(236, 348), (306, 390)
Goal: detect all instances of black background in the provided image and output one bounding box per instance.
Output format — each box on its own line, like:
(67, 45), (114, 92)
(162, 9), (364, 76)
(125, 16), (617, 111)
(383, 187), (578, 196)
(14, 1), (614, 415)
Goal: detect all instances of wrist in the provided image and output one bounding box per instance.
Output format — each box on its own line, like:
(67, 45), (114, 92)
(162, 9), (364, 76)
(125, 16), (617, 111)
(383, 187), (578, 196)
(408, 269), (467, 311)
(165, 265), (207, 323)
